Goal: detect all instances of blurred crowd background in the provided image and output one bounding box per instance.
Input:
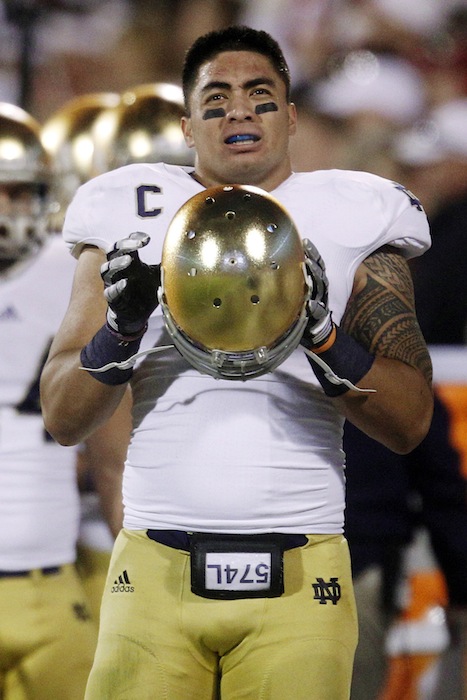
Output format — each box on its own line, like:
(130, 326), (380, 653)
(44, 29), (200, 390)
(0, 2), (466, 699)
(1, 0), (466, 262)
(0, 1), (465, 123)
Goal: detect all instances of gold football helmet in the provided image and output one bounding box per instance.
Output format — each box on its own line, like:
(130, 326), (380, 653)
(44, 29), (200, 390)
(41, 92), (121, 231)
(0, 103), (52, 276)
(160, 184), (309, 380)
(91, 82), (194, 173)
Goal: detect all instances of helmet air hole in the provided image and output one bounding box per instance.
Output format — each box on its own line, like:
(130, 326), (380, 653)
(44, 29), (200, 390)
(266, 223), (277, 233)
(213, 298), (222, 307)
(187, 229), (196, 239)
(251, 295), (260, 304)
(225, 211), (235, 220)
(206, 197), (215, 205)
(270, 261), (279, 270)
(188, 268), (197, 277)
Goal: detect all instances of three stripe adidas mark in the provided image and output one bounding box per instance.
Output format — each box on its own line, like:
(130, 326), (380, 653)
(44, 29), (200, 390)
(111, 570), (134, 593)
(115, 570), (130, 585)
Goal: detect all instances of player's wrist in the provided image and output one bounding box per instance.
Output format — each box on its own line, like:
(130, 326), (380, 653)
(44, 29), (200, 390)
(106, 308), (148, 340)
(80, 323), (144, 385)
(301, 313), (335, 351)
(305, 325), (375, 396)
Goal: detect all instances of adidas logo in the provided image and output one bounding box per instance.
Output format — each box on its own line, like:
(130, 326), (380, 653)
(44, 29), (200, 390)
(111, 569), (134, 593)
(0, 306), (20, 322)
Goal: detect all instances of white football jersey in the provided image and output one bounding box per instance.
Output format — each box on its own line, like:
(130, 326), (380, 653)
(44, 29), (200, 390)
(0, 234), (80, 568)
(65, 164), (430, 534)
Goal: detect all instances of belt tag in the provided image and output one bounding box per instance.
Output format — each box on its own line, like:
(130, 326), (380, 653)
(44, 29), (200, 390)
(190, 534), (284, 600)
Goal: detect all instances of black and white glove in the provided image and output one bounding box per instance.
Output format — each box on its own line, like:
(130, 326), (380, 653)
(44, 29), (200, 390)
(300, 238), (335, 351)
(101, 231), (161, 338)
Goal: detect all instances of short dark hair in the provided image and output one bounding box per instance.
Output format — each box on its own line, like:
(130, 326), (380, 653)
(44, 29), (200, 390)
(182, 25), (291, 114)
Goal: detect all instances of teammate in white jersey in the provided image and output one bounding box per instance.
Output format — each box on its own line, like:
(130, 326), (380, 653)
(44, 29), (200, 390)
(0, 102), (130, 699)
(40, 26), (434, 700)
(0, 102), (99, 699)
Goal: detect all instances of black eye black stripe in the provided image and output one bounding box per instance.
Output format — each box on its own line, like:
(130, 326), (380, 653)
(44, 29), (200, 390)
(255, 102), (278, 114)
(202, 102), (278, 120)
(203, 108), (226, 120)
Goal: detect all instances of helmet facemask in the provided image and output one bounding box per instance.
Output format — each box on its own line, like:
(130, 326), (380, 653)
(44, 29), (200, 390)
(0, 183), (50, 275)
(0, 103), (52, 277)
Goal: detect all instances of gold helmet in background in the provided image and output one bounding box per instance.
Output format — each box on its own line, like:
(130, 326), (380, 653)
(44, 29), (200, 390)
(41, 92), (121, 231)
(91, 82), (194, 173)
(0, 102), (52, 276)
(160, 185), (309, 380)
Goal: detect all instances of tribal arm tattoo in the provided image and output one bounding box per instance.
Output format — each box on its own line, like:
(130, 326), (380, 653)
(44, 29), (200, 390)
(341, 245), (433, 385)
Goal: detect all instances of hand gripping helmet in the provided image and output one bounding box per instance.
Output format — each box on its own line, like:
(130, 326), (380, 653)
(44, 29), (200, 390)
(41, 92), (121, 232)
(159, 185), (310, 380)
(91, 82), (194, 173)
(0, 102), (52, 276)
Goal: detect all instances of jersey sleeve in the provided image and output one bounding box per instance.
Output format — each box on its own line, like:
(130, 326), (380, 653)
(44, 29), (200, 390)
(378, 178), (431, 259)
(62, 175), (116, 258)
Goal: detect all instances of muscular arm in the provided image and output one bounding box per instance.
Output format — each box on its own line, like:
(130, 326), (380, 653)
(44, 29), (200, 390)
(79, 388), (132, 537)
(335, 246), (433, 454)
(40, 247), (128, 445)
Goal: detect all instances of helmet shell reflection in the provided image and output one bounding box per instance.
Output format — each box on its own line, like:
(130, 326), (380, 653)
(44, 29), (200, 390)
(160, 184), (309, 379)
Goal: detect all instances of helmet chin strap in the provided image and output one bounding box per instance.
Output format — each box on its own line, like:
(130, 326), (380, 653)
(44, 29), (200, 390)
(80, 336), (375, 392)
(79, 282), (373, 391)
(82, 292), (310, 381)
(302, 348), (376, 394)
(79, 344), (175, 374)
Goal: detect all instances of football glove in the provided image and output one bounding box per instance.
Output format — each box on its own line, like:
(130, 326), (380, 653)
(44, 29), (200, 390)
(300, 238), (334, 350)
(101, 231), (160, 337)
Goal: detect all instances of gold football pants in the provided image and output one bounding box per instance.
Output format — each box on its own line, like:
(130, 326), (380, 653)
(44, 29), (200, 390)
(76, 544), (112, 624)
(86, 529), (358, 700)
(0, 563), (98, 700)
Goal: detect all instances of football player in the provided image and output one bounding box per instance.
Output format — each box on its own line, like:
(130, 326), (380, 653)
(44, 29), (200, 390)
(40, 26), (433, 700)
(0, 102), (98, 699)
